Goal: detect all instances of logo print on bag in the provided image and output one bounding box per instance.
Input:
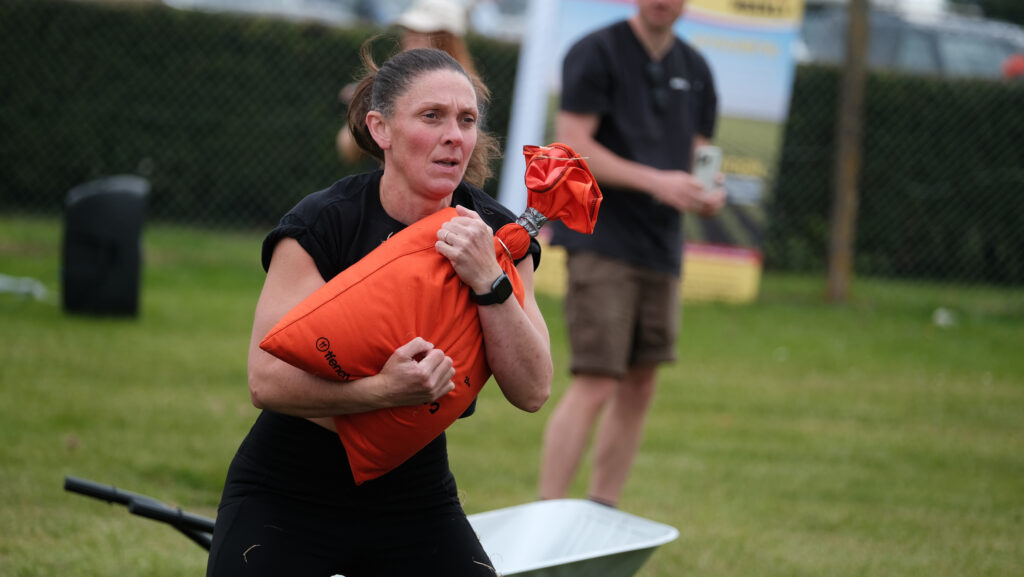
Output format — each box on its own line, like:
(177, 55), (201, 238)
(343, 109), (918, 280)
(315, 337), (351, 381)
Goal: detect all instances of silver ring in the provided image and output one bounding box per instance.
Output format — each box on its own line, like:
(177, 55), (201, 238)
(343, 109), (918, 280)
(443, 230), (451, 243)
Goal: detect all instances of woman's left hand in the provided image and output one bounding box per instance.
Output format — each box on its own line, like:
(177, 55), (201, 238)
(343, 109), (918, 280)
(436, 205), (552, 413)
(435, 205), (504, 293)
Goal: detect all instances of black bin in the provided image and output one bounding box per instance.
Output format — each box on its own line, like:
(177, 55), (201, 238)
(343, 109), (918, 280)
(62, 175), (150, 316)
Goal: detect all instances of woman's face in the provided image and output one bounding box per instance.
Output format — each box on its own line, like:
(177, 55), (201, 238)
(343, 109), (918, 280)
(375, 68), (478, 201)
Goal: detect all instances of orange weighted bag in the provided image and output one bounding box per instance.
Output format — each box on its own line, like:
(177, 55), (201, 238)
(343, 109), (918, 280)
(259, 143), (601, 484)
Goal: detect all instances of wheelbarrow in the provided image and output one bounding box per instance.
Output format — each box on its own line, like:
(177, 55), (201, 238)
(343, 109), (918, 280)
(64, 476), (678, 577)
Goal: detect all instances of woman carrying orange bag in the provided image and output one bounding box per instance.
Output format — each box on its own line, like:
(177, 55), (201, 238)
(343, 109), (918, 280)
(206, 45), (551, 577)
(258, 141), (600, 486)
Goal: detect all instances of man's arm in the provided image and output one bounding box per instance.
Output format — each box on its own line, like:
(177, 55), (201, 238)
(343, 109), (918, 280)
(557, 111), (724, 215)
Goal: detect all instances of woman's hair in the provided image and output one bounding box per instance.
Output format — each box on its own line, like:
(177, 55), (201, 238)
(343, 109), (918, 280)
(347, 40), (499, 188)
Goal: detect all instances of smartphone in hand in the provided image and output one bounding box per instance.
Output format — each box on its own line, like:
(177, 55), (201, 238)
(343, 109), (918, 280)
(693, 145), (722, 192)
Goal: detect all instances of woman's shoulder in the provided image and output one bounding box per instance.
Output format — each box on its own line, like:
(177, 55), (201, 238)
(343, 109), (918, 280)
(454, 182), (517, 225)
(261, 171), (384, 274)
(278, 171), (385, 233)
(292, 171), (381, 217)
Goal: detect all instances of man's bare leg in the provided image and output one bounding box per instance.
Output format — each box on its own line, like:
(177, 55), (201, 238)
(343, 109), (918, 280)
(538, 374), (618, 500)
(587, 365), (658, 506)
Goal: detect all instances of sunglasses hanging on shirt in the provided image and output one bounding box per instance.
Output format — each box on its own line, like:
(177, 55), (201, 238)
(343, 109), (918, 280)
(644, 61), (669, 115)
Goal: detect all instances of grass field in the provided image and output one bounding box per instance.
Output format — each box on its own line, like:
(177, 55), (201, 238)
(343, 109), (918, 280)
(2, 215), (1023, 576)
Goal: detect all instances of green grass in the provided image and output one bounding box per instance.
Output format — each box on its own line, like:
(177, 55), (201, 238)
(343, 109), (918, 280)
(2, 215), (1023, 576)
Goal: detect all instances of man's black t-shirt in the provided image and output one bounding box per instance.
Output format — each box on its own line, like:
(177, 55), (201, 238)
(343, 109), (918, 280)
(550, 20), (718, 275)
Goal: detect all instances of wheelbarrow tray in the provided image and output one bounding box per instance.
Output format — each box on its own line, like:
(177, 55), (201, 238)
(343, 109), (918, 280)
(65, 477), (678, 577)
(467, 499), (679, 577)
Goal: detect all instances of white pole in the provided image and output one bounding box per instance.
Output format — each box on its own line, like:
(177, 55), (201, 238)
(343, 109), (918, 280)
(496, 0), (560, 214)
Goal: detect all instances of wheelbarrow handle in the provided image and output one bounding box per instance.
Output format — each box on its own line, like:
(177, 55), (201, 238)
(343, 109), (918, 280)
(64, 475), (215, 551)
(127, 499), (215, 550)
(129, 498), (216, 533)
(64, 475), (154, 506)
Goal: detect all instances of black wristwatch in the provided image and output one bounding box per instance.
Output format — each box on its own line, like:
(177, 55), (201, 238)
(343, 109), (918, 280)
(471, 272), (513, 305)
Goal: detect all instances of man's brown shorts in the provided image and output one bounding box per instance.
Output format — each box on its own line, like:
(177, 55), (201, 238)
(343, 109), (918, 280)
(563, 251), (680, 378)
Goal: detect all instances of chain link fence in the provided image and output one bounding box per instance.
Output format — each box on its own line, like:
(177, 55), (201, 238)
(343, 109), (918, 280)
(3, 0), (1023, 286)
(0, 0), (519, 227)
(768, 63), (1024, 286)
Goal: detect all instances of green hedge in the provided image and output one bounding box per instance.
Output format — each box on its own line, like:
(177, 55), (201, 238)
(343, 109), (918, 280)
(766, 65), (1024, 284)
(0, 0), (519, 226)
(6, 1), (1022, 284)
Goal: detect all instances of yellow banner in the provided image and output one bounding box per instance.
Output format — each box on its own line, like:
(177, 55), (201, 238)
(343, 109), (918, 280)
(689, 0), (805, 24)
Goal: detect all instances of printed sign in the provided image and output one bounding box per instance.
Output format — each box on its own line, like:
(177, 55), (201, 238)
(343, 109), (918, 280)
(501, 0), (806, 302)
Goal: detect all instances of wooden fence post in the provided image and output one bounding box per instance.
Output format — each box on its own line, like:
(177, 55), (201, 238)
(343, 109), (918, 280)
(827, 0), (868, 303)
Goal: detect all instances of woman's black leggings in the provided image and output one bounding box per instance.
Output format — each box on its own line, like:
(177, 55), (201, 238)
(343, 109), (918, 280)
(205, 491), (496, 577)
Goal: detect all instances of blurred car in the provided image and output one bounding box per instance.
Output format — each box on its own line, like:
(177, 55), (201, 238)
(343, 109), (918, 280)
(159, 0), (364, 25)
(160, 0), (529, 39)
(796, 4), (1024, 80)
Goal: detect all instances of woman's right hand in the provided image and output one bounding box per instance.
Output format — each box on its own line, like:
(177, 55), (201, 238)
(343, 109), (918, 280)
(376, 337), (456, 406)
(250, 239), (455, 418)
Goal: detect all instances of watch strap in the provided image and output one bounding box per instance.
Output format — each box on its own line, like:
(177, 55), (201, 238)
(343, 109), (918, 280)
(471, 272), (513, 305)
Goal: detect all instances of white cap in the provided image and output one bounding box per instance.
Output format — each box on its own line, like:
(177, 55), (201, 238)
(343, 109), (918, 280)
(394, 0), (467, 36)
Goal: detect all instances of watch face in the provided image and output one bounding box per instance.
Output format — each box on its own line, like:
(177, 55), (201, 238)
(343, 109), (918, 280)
(474, 273), (513, 305)
(494, 273), (513, 302)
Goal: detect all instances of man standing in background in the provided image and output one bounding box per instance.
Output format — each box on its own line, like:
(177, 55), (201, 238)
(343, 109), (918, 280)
(538, 0), (725, 507)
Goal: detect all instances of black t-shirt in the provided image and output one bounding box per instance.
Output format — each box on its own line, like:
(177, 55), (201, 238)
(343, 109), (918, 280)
(262, 171), (540, 279)
(232, 171), (540, 512)
(550, 20), (718, 275)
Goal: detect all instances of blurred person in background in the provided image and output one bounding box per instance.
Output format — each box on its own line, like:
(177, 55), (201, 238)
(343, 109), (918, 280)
(537, 0), (725, 508)
(337, 0), (477, 165)
(207, 45), (551, 577)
